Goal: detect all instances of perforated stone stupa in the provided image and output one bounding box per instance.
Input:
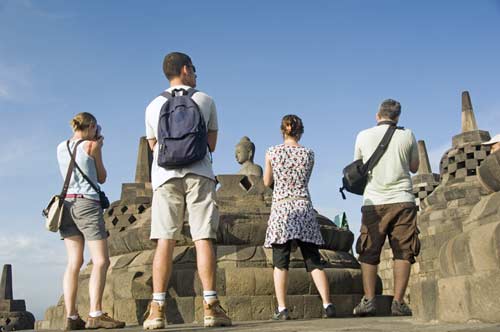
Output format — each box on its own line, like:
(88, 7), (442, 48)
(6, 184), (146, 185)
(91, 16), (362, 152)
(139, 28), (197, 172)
(37, 137), (392, 329)
(410, 91), (500, 322)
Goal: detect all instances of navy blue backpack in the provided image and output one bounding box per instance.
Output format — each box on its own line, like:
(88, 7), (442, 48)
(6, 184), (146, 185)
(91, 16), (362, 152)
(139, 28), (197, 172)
(157, 88), (208, 168)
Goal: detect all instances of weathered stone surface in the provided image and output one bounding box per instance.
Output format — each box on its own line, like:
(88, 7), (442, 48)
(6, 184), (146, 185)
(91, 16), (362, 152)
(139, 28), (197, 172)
(0, 265), (35, 331)
(478, 150), (500, 193)
(461, 91), (478, 133)
(113, 299), (149, 325)
(134, 136), (153, 183)
(0, 265), (13, 300)
(438, 221), (500, 277)
(0, 300), (25, 312)
(437, 276), (471, 322)
(0, 311), (36, 331)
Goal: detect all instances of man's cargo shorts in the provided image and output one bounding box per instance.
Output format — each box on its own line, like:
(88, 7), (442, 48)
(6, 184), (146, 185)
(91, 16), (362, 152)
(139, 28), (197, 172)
(150, 174), (218, 241)
(356, 202), (420, 265)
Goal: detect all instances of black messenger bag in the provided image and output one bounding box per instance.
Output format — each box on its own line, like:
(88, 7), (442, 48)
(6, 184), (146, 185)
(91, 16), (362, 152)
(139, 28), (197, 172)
(339, 122), (402, 199)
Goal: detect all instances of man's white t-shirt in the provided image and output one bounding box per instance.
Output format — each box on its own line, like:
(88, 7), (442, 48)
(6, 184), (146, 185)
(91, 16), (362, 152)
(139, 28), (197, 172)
(145, 85), (218, 191)
(354, 124), (419, 206)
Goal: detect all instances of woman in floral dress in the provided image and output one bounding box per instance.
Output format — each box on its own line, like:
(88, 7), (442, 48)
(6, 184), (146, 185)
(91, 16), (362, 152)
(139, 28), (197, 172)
(264, 114), (335, 320)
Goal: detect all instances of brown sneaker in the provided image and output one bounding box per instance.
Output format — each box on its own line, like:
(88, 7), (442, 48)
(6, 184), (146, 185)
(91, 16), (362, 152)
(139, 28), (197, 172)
(63, 315), (86, 330)
(143, 301), (166, 330)
(203, 300), (232, 327)
(85, 313), (125, 329)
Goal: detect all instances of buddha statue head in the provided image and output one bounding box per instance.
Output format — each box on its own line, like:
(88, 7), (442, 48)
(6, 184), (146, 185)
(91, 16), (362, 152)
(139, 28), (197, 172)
(235, 136), (263, 177)
(236, 136), (255, 164)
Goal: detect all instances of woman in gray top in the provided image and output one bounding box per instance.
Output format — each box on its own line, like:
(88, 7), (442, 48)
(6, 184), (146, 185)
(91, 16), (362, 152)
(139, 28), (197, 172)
(56, 112), (124, 330)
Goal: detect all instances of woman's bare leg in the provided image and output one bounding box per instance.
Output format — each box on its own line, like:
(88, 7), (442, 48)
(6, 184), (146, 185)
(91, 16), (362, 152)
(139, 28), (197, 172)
(311, 269), (331, 305)
(87, 239), (110, 313)
(63, 236), (85, 316)
(273, 268), (289, 308)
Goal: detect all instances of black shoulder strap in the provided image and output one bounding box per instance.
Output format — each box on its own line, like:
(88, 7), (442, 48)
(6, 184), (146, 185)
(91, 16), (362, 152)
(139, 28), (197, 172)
(66, 141), (102, 194)
(187, 88), (198, 98)
(362, 125), (401, 173)
(60, 140), (84, 198)
(160, 91), (172, 99)
(161, 88), (197, 99)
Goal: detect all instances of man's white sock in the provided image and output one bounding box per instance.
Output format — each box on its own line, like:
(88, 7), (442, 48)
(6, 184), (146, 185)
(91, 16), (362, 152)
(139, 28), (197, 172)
(153, 292), (166, 305)
(89, 311), (103, 318)
(203, 290), (217, 303)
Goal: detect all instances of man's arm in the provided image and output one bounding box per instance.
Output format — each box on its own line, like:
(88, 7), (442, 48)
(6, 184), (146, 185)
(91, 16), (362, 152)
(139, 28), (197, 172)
(148, 138), (157, 151)
(409, 133), (419, 173)
(208, 130), (217, 152)
(410, 155), (419, 174)
(354, 133), (362, 161)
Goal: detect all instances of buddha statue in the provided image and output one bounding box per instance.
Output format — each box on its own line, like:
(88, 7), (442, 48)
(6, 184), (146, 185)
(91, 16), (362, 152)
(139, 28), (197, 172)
(235, 136), (263, 177)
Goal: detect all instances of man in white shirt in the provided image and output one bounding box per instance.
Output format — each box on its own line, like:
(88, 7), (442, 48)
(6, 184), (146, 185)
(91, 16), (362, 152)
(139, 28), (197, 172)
(143, 52), (231, 329)
(352, 99), (420, 317)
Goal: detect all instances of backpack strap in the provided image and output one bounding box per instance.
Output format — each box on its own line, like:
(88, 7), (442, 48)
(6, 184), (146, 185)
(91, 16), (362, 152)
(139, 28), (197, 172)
(160, 91), (172, 99)
(186, 88), (198, 98)
(362, 124), (401, 174)
(160, 88), (198, 99)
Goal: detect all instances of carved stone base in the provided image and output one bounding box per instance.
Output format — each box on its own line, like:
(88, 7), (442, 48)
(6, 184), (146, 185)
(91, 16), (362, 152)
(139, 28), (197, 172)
(0, 311), (35, 331)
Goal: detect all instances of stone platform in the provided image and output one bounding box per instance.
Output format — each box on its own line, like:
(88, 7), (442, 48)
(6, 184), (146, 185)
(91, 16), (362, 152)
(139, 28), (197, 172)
(33, 317), (500, 332)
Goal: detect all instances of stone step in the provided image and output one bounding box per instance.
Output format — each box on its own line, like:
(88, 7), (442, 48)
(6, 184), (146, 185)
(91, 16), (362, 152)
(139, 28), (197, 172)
(35, 294), (393, 329)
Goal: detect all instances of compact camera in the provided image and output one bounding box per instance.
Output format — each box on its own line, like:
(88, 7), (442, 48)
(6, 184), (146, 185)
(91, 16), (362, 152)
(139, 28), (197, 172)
(95, 124), (102, 139)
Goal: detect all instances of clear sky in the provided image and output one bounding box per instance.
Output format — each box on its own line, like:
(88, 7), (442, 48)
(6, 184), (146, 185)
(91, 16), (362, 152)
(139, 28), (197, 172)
(1, 0), (499, 320)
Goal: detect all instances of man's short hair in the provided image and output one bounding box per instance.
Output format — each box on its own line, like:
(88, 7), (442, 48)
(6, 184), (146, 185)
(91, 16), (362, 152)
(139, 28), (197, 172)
(163, 52), (193, 80)
(378, 99), (401, 121)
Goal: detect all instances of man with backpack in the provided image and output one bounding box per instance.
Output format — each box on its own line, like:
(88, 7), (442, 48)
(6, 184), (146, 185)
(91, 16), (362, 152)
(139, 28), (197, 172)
(143, 52), (231, 329)
(352, 99), (420, 317)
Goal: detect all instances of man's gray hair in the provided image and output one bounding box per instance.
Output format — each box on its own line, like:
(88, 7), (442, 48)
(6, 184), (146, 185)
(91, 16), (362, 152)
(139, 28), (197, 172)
(378, 99), (401, 121)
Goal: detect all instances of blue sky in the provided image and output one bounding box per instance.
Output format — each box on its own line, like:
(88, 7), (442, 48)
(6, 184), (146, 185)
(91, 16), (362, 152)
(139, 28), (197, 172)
(1, 0), (500, 320)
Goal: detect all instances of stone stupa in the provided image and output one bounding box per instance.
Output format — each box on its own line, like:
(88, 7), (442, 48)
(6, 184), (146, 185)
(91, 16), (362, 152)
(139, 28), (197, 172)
(0, 265), (35, 331)
(409, 91), (500, 322)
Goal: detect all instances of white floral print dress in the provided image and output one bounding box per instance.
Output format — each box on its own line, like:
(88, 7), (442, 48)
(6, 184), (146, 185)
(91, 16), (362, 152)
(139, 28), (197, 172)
(264, 144), (324, 247)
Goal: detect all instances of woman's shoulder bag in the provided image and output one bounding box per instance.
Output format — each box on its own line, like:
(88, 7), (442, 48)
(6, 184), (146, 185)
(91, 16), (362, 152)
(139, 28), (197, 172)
(42, 140), (82, 232)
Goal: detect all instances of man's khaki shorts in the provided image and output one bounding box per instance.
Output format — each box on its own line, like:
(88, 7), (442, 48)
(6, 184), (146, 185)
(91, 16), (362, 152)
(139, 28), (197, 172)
(150, 174), (219, 241)
(356, 202), (420, 265)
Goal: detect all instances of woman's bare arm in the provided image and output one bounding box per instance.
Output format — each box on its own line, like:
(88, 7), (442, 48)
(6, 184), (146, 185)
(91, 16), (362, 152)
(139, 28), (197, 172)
(263, 152), (273, 187)
(88, 138), (107, 184)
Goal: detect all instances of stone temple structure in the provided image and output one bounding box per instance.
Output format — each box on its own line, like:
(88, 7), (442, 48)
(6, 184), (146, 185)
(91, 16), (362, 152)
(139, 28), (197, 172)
(408, 91), (500, 322)
(37, 137), (392, 329)
(0, 265), (35, 331)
